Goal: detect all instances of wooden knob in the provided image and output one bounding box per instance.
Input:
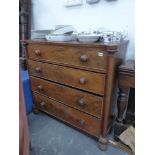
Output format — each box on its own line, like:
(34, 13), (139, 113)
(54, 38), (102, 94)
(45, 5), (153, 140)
(79, 77), (86, 84)
(79, 119), (85, 125)
(35, 49), (41, 56)
(35, 67), (41, 73)
(37, 85), (43, 91)
(80, 55), (88, 62)
(78, 98), (85, 106)
(40, 101), (45, 106)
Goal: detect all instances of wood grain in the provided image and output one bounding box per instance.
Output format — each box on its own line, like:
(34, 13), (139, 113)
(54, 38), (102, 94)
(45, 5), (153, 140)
(25, 40), (129, 149)
(27, 44), (108, 72)
(28, 60), (106, 95)
(30, 76), (103, 118)
(33, 93), (101, 137)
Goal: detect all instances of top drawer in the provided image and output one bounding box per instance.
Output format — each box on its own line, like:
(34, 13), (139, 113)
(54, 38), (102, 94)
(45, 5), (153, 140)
(27, 44), (108, 72)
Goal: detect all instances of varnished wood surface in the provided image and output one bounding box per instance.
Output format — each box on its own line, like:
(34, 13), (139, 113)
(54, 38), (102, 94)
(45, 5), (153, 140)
(101, 57), (119, 137)
(24, 39), (129, 49)
(28, 60), (106, 95)
(25, 40), (129, 149)
(30, 76), (103, 118)
(27, 44), (108, 72)
(119, 59), (135, 73)
(33, 93), (101, 137)
(118, 59), (135, 88)
(119, 75), (135, 88)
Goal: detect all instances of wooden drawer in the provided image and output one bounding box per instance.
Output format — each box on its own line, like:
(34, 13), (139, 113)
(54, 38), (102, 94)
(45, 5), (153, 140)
(33, 93), (101, 137)
(28, 60), (106, 95)
(27, 44), (108, 72)
(30, 76), (103, 118)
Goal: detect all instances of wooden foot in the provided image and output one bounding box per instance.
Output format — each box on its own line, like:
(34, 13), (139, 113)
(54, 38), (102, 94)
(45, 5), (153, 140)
(117, 88), (129, 123)
(33, 106), (39, 114)
(98, 136), (109, 151)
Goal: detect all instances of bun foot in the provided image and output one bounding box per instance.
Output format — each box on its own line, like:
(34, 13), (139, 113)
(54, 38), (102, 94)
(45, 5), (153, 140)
(98, 136), (108, 151)
(33, 107), (39, 114)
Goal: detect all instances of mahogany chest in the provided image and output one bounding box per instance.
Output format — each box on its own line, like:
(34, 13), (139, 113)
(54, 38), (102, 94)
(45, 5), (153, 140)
(24, 40), (128, 150)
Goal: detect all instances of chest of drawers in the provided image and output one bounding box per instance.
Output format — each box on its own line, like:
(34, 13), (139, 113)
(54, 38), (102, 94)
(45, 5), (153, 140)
(24, 40), (128, 150)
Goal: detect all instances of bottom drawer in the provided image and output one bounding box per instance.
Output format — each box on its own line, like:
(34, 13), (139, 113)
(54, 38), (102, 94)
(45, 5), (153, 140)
(33, 93), (101, 137)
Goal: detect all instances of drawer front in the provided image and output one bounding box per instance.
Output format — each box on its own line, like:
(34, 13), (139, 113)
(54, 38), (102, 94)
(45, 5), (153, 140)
(30, 76), (103, 118)
(28, 60), (105, 95)
(33, 93), (101, 137)
(27, 44), (108, 72)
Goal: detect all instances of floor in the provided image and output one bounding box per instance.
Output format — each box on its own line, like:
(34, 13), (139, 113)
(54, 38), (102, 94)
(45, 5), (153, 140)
(28, 112), (129, 155)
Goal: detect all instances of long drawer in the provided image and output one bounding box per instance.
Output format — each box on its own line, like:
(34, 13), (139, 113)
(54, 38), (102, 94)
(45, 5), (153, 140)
(27, 44), (108, 72)
(30, 76), (103, 118)
(33, 93), (101, 137)
(28, 60), (106, 95)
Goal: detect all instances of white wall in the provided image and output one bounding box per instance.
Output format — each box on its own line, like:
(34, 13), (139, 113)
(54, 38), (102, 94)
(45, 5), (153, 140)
(31, 0), (135, 59)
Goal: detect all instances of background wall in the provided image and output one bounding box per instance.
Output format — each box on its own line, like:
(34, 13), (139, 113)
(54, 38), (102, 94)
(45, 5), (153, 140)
(31, 0), (135, 59)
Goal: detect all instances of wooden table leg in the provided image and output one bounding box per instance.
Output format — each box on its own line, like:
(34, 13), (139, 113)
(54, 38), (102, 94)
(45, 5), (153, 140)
(113, 59), (135, 144)
(117, 88), (129, 123)
(114, 88), (129, 141)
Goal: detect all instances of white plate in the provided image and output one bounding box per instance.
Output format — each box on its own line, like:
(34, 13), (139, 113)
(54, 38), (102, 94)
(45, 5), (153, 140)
(77, 35), (100, 42)
(86, 0), (100, 4)
(52, 25), (75, 35)
(45, 34), (74, 42)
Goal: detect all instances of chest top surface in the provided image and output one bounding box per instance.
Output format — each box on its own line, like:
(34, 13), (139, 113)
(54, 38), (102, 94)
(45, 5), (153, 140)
(24, 40), (129, 52)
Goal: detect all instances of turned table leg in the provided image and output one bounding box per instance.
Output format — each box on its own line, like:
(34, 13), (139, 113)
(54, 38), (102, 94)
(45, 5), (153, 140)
(117, 88), (129, 123)
(113, 88), (129, 141)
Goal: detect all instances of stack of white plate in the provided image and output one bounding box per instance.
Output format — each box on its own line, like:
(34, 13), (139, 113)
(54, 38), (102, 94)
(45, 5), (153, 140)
(52, 25), (75, 35)
(45, 34), (76, 42)
(45, 25), (77, 42)
(77, 34), (100, 43)
(31, 30), (52, 40)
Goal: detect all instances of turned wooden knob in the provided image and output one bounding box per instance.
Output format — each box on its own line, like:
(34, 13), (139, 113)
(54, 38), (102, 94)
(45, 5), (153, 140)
(35, 49), (41, 56)
(37, 85), (43, 91)
(79, 77), (86, 84)
(78, 98), (85, 106)
(35, 67), (41, 73)
(80, 54), (88, 62)
(40, 101), (45, 106)
(79, 119), (85, 125)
